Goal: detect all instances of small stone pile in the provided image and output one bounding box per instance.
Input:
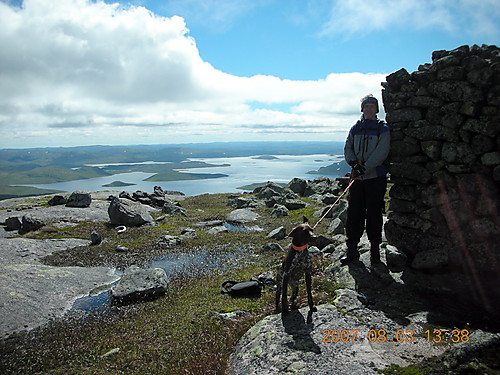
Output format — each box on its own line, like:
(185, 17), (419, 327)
(382, 45), (500, 312)
(113, 186), (187, 221)
(228, 177), (350, 219)
(118, 185), (184, 208)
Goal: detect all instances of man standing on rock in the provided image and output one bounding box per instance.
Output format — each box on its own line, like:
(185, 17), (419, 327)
(342, 94), (390, 265)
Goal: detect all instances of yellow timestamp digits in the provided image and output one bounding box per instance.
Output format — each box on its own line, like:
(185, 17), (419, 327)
(425, 329), (469, 343)
(322, 329), (414, 343)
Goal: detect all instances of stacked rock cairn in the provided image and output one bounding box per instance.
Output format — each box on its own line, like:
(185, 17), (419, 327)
(382, 44), (500, 312)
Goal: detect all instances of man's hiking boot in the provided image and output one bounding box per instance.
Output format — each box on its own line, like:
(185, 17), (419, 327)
(341, 243), (359, 265)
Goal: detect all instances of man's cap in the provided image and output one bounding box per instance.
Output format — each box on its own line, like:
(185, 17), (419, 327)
(361, 95), (379, 112)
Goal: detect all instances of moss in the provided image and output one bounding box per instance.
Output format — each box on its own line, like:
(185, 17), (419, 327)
(378, 364), (424, 375)
(384, 182), (393, 215)
(336, 308), (364, 323)
(313, 278), (343, 300)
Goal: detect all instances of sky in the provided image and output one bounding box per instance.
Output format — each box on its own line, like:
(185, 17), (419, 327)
(0, 0), (499, 149)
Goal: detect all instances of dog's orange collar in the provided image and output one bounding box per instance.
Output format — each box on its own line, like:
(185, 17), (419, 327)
(291, 243), (308, 252)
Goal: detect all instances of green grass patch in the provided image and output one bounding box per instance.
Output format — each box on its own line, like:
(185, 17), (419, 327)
(378, 364), (424, 375)
(0, 192), (343, 374)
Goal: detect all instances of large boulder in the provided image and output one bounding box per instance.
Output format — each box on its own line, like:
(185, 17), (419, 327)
(150, 195), (166, 207)
(385, 245), (408, 272)
(162, 201), (187, 216)
(153, 185), (165, 197)
(5, 217), (22, 231)
(19, 215), (45, 234)
(207, 226), (229, 234)
(304, 176), (340, 196)
(111, 265), (168, 305)
(47, 195), (68, 206)
(227, 209), (259, 223)
(327, 217), (345, 235)
(270, 204), (289, 218)
(253, 181), (286, 198)
(108, 197), (153, 226)
(65, 191), (92, 208)
(287, 178), (307, 196)
(228, 196), (264, 209)
(267, 226), (286, 240)
(282, 198), (306, 211)
(313, 199), (348, 223)
(411, 248), (448, 270)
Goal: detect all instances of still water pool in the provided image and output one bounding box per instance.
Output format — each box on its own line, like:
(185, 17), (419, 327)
(69, 247), (257, 313)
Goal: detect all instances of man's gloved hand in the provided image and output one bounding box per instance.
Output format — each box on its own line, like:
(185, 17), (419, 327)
(352, 163), (366, 177)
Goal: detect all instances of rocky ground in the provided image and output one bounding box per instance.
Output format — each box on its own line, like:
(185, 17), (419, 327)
(229, 244), (500, 374)
(0, 193), (127, 339)
(0, 237), (119, 339)
(0, 185), (499, 374)
(230, 304), (500, 374)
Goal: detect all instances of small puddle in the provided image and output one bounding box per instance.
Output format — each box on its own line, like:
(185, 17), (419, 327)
(69, 248), (254, 313)
(69, 270), (123, 313)
(70, 288), (114, 313)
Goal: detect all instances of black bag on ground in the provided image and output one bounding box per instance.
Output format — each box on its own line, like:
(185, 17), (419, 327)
(221, 280), (262, 297)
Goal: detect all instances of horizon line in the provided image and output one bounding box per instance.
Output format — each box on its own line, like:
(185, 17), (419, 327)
(0, 140), (345, 152)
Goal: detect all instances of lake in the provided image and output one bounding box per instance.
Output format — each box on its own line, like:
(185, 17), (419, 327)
(25, 154), (343, 196)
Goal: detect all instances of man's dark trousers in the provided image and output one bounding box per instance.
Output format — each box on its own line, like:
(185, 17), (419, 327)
(346, 176), (387, 250)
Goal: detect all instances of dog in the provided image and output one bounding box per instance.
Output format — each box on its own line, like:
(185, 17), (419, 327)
(275, 217), (317, 320)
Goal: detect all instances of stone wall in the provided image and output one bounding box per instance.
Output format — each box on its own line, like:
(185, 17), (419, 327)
(381, 45), (500, 313)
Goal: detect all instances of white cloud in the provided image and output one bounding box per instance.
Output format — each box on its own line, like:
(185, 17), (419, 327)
(321, 0), (500, 39)
(0, 0), (385, 148)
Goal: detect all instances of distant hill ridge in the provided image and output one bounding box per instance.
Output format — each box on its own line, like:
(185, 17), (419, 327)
(0, 141), (343, 166)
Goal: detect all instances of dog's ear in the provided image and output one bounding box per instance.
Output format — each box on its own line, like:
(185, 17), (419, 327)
(288, 227), (298, 238)
(302, 216), (309, 224)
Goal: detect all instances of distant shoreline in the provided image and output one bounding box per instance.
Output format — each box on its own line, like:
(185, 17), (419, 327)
(0, 142), (345, 200)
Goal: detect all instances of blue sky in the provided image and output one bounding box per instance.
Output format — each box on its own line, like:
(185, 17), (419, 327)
(134, 0), (499, 79)
(0, 0), (499, 148)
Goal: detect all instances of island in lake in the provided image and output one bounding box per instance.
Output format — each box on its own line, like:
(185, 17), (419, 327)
(102, 181), (136, 188)
(251, 155), (279, 160)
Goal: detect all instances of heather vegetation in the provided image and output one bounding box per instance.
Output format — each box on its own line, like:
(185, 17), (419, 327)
(0, 193), (340, 374)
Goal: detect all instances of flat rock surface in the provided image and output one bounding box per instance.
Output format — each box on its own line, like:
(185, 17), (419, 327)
(229, 304), (446, 375)
(228, 246), (498, 374)
(0, 238), (119, 339)
(227, 208), (260, 223)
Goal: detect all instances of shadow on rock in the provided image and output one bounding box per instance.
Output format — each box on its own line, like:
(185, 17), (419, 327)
(341, 257), (500, 332)
(281, 310), (321, 354)
(343, 259), (429, 326)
